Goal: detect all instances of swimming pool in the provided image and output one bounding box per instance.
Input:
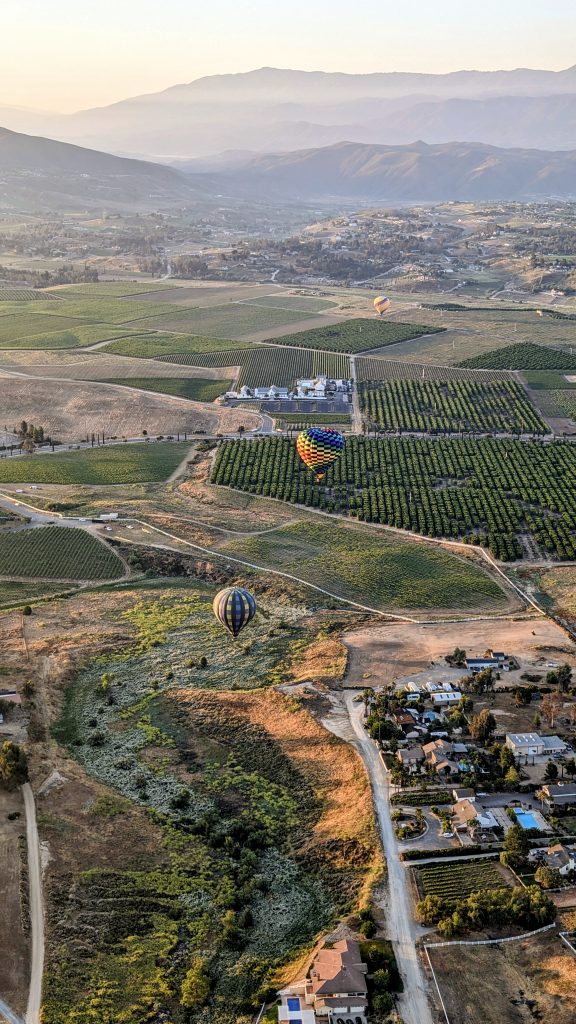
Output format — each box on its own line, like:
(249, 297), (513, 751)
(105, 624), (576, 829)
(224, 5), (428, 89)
(515, 809), (541, 830)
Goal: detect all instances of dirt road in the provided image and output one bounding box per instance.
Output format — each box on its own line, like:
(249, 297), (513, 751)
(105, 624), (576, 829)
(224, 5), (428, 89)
(344, 694), (433, 1024)
(22, 784), (43, 1024)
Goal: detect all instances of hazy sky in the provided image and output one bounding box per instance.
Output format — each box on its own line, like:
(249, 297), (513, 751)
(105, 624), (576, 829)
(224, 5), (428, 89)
(2, 0), (575, 111)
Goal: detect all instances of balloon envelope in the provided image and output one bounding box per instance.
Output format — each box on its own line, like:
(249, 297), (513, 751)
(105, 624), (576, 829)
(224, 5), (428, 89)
(374, 296), (391, 315)
(296, 427), (344, 480)
(213, 586), (256, 638)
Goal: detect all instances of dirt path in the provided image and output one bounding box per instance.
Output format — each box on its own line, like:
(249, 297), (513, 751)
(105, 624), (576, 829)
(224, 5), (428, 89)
(326, 694), (433, 1024)
(22, 784), (44, 1024)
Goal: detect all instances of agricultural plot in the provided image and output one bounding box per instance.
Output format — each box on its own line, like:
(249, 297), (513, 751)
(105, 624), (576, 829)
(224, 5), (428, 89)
(263, 318), (443, 353)
(161, 347), (351, 388)
(95, 377), (232, 402)
(546, 391), (576, 420)
(0, 526), (123, 580)
(212, 435), (576, 560)
(0, 323), (139, 350)
(522, 371), (576, 390)
(0, 288), (59, 301)
(47, 297), (186, 323)
(359, 379), (549, 434)
(355, 356), (509, 382)
(0, 313), (92, 346)
(218, 520), (507, 611)
(459, 342), (576, 372)
(104, 332), (256, 358)
(417, 860), (509, 901)
(240, 295), (338, 312)
(134, 302), (324, 338)
(49, 282), (180, 298)
(0, 580), (67, 606)
(0, 442), (191, 484)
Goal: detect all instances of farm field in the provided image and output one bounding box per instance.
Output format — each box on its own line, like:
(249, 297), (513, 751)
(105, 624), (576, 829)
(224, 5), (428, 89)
(160, 346), (352, 387)
(0, 441), (191, 484)
(0, 313), (92, 345)
(522, 372), (576, 390)
(217, 520), (508, 611)
(417, 860), (509, 900)
(104, 332), (257, 358)
(0, 349), (230, 381)
(359, 378), (548, 434)
(94, 377), (232, 402)
(355, 356), (510, 382)
(239, 294), (338, 312)
(8, 323), (139, 350)
(0, 288), (58, 301)
(132, 302), (326, 338)
(459, 342), (576, 371)
(0, 579), (68, 606)
(211, 435), (576, 560)
(263, 318), (443, 353)
(426, 929), (576, 1024)
(49, 281), (181, 298)
(0, 526), (123, 580)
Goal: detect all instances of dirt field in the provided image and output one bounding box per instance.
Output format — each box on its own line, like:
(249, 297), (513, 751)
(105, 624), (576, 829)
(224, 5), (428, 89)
(342, 616), (575, 688)
(0, 377), (260, 441)
(0, 790), (29, 1014)
(426, 929), (576, 1024)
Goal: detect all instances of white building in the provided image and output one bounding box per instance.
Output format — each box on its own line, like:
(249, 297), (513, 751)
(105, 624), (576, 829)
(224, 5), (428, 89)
(506, 733), (568, 758)
(432, 691), (462, 706)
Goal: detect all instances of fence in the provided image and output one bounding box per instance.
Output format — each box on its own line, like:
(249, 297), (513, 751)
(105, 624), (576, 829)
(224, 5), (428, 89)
(424, 920), (557, 950)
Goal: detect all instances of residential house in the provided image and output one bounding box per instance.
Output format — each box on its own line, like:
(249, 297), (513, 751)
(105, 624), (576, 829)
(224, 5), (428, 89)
(432, 690), (462, 706)
(423, 739), (460, 776)
(452, 787), (475, 802)
(392, 709), (418, 734)
(544, 843), (576, 875)
(540, 783), (576, 809)
(466, 657), (500, 672)
(452, 799), (498, 832)
(278, 939), (369, 1024)
(396, 746), (425, 773)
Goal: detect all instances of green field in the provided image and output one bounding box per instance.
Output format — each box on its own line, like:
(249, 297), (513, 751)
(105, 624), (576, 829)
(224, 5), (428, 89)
(0, 442), (191, 484)
(0, 526), (123, 580)
(459, 342), (576, 372)
(0, 323), (139, 350)
(275, 413), (351, 426)
(359, 378), (548, 434)
(239, 295), (337, 312)
(522, 371), (576, 390)
(355, 356), (508, 382)
(417, 860), (508, 901)
(0, 313), (92, 346)
(43, 297), (185, 323)
(262, 319), (444, 353)
(133, 303), (324, 338)
(104, 332), (256, 358)
(212, 435), (576, 561)
(160, 347), (351, 388)
(0, 288), (59, 301)
(95, 377), (232, 402)
(50, 282), (180, 298)
(218, 521), (507, 610)
(0, 579), (68, 606)
(545, 391), (576, 419)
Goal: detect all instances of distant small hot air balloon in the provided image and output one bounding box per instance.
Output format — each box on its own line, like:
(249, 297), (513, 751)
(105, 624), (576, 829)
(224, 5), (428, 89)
(374, 295), (392, 316)
(296, 427), (344, 481)
(212, 586), (256, 638)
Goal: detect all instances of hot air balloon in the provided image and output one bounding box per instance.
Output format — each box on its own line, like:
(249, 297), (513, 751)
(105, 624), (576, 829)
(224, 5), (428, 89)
(296, 427), (344, 481)
(374, 296), (391, 316)
(212, 586), (256, 638)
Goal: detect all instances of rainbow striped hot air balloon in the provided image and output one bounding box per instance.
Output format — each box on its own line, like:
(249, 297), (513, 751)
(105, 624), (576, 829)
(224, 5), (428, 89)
(296, 427), (344, 481)
(374, 295), (392, 316)
(213, 586), (256, 638)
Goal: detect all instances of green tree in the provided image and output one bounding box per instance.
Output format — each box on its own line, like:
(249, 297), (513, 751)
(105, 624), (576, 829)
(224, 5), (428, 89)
(544, 761), (559, 782)
(534, 865), (562, 890)
(500, 823), (529, 869)
(470, 709), (497, 743)
(504, 766), (521, 788)
(180, 956), (210, 1008)
(557, 664), (573, 692)
(0, 741), (28, 789)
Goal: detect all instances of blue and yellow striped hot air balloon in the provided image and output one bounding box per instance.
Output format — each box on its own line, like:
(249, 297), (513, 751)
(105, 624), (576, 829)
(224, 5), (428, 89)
(296, 427), (344, 481)
(374, 295), (391, 315)
(212, 586), (257, 638)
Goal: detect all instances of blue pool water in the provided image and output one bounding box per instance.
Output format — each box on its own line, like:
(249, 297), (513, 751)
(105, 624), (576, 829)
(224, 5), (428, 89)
(515, 809), (541, 830)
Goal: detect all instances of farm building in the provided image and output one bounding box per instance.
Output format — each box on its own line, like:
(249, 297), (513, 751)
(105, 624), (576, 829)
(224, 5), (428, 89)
(465, 657), (500, 672)
(432, 690), (462, 706)
(506, 733), (568, 758)
(278, 939), (368, 1024)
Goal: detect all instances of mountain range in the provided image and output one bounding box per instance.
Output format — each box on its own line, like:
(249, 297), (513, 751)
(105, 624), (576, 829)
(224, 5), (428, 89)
(3, 66), (576, 160)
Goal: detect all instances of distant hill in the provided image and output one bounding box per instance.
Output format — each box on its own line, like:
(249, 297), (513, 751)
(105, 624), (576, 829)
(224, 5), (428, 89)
(188, 140), (576, 202)
(0, 127), (197, 211)
(4, 65), (576, 160)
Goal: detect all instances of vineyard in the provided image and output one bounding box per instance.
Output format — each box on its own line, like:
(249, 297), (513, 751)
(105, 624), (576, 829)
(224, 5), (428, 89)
(159, 347), (351, 388)
(355, 357), (509, 382)
(218, 520), (507, 610)
(359, 379), (549, 435)
(0, 526), (124, 580)
(133, 302), (324, 338)
(417, 860), (508, 901)
(0, 313), (92, 346)
(104, 332), (257, 358)
(261, 318), (444, 353)
(0, 441), (191, 484)
(238, 295), (337, 312)
(522, 371), (576, 390)
(211, 435), (576, 560)
(459, 343), (576, 371)
(0, 289), (58, 301)
(93, 377), (232, 402)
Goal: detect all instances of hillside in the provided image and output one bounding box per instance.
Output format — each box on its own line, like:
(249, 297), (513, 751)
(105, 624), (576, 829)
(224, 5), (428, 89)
(190, 140), (576, 201)
(0, 127), (197, 210)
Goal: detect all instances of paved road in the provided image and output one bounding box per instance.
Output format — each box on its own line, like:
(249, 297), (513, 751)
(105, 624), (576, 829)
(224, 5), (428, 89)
(345, 694), (433, 1024)
(22, 784), (44, 1024)
(0, 1000), (23, 1024)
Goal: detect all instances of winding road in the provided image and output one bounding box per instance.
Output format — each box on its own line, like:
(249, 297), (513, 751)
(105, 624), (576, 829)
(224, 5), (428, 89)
(344, 694), (433, 1024)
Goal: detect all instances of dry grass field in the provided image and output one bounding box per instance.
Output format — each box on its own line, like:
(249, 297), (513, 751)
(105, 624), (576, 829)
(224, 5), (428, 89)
(0, 350), (232, 380)
(0, 792), (28, 1015)
(427, 927), (576, 1024)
